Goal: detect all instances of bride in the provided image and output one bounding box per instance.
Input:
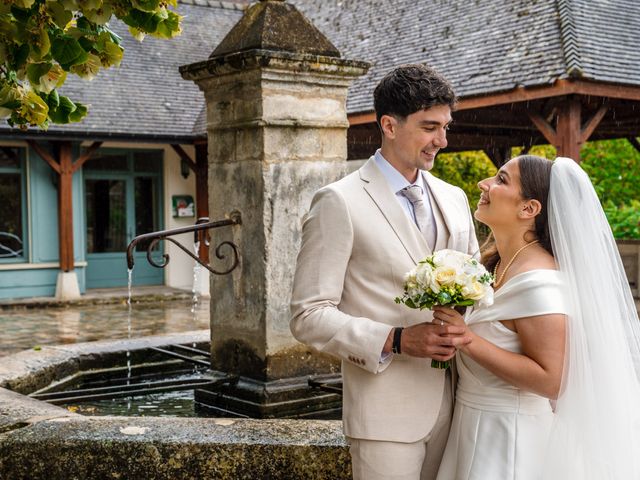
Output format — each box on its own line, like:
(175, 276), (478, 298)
(433, 155), (640, 479)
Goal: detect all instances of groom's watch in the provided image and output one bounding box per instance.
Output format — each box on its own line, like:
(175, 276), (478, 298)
(392, 327), (404, 354)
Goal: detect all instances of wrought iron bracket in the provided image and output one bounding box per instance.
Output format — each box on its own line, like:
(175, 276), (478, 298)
(126, 211), (241, 275)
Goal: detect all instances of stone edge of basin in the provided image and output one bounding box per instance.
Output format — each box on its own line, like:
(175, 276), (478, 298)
(0, 331), (350, 479)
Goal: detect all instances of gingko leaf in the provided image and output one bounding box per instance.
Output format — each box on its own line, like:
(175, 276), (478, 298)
(51, 35), (89, 70)
(20, 90), (49, 125)
(0, 17), (19, 41)
(69, 101), (87, 122)
(69, 52), (101, 80)
(0, 83), (22, 109)
(154, 10), (181, 38)
(46, 1), (73, 29)
(11, 43), (30, 70)
(99, 38), (123, 67)
(28, 28), (51, 60)
(83, 4), (113, 25)
(46, 89), (60, 110)
(127, 26), (146, 41)
(26, 62), (52, 88)
(10, 4), (32, 21)
(40, 64), (66, 93)
(77, 0), (102, 12)
(59, 0), (79, 11)
(132, 0), (160, 13)
(123, 9), (161, 33)
(48, 94), (76, 123)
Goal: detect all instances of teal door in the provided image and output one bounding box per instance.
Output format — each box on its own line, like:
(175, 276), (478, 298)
(84, 150), (164, 288)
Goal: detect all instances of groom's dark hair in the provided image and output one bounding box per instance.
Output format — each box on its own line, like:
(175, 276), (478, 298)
(373, 64), (457, 128)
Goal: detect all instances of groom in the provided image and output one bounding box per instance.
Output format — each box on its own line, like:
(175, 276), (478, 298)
(290, 64), (479, 480)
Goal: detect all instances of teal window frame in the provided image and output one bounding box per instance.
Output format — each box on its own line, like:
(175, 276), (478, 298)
(0, 146), (28, 264)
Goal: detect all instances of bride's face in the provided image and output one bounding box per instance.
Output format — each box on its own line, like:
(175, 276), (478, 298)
(474, 159), (525, 227)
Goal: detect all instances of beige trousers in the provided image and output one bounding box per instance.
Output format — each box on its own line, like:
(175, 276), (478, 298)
(347, 375), (453, 480)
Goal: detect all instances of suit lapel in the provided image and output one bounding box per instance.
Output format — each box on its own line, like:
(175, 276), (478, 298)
(423, 172), (457, 249)
(359, 158), (428, 264)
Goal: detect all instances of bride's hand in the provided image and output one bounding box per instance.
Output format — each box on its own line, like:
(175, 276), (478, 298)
(432, 306), (466, 327)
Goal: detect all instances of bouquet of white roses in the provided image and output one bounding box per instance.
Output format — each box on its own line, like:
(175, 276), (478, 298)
(394, 249), (494, 368)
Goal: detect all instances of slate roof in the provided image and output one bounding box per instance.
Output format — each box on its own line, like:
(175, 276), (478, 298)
(292, 0), (640, 115)
(3, 0), (639, 140)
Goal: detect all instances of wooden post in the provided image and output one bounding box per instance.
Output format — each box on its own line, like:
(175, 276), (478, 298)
(57, 142), (74, 272)
(556, 97), (582, 161)
(529, 98), (607, 164)
(195, 142), (209, 264)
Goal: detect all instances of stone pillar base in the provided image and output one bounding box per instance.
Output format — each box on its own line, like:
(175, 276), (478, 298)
(55, 271), (81, 301)
(194, 372), (342, 419)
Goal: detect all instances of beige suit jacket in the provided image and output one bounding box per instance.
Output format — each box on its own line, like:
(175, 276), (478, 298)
(290, 157), (479, 443)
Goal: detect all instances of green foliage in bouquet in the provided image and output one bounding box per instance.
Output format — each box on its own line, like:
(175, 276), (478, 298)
(0, 0), (183, 129)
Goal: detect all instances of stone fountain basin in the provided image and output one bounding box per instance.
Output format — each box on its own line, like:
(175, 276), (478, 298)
(0, 331), (350, 479)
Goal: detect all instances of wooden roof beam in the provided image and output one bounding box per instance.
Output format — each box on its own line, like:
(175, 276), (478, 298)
(580, 105), (608, 143)
(27, 140), (61, 174)
(72, 141), (103, 173)
(347, 79), (640, 126)
(170, 144), (196, 172)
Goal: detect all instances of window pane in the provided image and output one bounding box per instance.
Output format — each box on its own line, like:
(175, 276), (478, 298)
(84, 153), (128, 172)
(135, 177), (159, 251)
(134, 151), (162, 173)
(0, 148), (19, 169)
(0, 173), (23, 258)
(85, 179), (127, 253)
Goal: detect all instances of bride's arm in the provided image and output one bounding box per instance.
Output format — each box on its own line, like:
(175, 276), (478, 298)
(433, 307), (566, 399)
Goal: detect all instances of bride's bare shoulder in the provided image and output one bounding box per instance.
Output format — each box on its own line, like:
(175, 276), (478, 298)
(522, 249), (557, 271)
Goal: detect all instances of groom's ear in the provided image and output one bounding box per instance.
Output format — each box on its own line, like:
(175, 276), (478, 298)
(380, 115), (397, 139)
(520, 199), (542, 219)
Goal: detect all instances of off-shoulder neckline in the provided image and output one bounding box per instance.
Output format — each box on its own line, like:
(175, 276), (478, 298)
(494, 268), (561, 294)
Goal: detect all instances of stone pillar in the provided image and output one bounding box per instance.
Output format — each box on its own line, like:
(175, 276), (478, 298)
(180, 0), (368, 417)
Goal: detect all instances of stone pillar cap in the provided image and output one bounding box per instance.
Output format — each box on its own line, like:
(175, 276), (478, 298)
(210, 0), (340, 58)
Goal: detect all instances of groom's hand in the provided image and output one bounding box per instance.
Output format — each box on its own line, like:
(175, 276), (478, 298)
(401, 323), (472, 360)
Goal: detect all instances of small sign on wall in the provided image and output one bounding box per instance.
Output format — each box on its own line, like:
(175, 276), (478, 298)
(172, 195), (195, 218)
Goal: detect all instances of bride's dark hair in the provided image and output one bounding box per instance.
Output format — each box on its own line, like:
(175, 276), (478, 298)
(481, 155), (554, 272)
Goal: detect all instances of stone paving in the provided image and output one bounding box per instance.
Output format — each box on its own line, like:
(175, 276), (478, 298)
(0, 287), (209, 357)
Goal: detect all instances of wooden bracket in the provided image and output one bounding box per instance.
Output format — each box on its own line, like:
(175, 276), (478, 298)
(171, 144), (197, 172)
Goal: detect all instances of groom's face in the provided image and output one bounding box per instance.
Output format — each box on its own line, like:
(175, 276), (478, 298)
(383, 104), (451, 174)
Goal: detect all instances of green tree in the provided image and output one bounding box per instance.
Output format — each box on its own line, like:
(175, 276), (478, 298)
(0, 0), (182, 130)
(581, 139), (640, 239)
(431, 150), (497, 241)
(432, 141), (640, 239)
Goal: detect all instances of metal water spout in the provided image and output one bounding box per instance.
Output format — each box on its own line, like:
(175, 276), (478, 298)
(125, 212), (242, 274)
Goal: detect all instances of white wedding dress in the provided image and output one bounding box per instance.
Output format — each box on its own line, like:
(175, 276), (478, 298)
(436, 269), (568, 480)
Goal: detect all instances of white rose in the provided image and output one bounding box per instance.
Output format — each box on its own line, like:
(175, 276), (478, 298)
(433, 249), (467, 268)
(461, 280), (486, 300)
(415, 263), (434, 288)
(434, 266), (457, 286)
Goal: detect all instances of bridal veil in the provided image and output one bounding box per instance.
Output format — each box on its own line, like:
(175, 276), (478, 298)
(543, 157), (640, 479)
